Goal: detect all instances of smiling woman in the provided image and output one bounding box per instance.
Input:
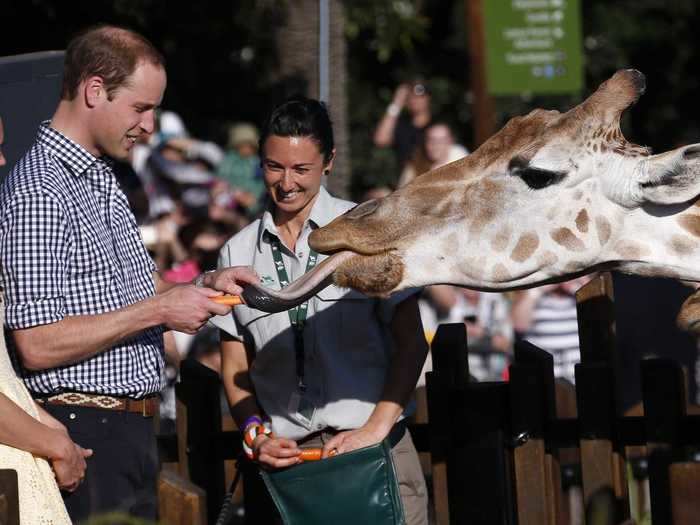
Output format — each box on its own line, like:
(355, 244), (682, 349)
(210, 97), (430, 524)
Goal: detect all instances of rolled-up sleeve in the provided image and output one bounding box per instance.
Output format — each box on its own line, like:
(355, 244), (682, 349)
(0, 193), (72, 329)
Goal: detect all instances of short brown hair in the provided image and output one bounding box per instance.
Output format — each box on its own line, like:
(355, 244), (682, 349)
(61, 25), (165, 101)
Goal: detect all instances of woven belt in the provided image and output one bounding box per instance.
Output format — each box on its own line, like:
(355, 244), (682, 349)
(40, 392), (159, 417)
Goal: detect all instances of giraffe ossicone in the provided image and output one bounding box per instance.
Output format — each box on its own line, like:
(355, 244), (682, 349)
(241, 69), (700, 330)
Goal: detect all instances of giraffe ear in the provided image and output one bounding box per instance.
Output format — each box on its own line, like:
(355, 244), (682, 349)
(637, 144), (700, 205)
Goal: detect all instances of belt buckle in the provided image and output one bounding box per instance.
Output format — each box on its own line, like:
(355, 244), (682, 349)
(142, 398), (148, 417)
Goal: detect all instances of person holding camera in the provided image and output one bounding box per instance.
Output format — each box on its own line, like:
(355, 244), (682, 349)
(373, 79), (434, 171)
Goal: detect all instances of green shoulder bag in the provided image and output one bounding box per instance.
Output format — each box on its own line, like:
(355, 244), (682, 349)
(260, 438), (405, 525)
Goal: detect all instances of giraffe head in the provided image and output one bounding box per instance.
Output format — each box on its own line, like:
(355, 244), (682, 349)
(240, 70), (700, 314)
(303, 69), (700, 296)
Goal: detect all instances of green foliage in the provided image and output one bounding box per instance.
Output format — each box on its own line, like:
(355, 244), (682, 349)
(345, 1), (429, 63)
(345, 0), (473, 197)
(3, 0), (700, 199)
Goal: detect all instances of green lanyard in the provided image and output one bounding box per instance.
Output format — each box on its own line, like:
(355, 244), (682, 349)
(268, 233), (319, 391)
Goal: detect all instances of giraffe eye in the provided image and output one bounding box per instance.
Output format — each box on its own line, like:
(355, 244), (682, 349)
(519, 167), (565, 189)
(508, 156), (567, 189)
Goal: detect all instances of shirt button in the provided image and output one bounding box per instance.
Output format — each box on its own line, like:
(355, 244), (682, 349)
(297, 252), (304, 258)
(316, 423), (323, 430)
(69, 413), (77, 420)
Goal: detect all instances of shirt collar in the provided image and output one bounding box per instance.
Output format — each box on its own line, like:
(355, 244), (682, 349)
(256, 186), (336, 253)
(37, 121), (100, 177)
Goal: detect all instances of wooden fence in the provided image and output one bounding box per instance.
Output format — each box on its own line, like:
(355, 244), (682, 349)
(160, 272), (700, 524)
(3, 272), (700, 524)
(425, 273), (700, 525)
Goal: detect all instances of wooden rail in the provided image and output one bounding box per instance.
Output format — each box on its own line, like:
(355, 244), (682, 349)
(159, 272), (700, 524)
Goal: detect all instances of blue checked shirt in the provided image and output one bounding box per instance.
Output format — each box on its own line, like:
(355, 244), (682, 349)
(0, 123), (165, 398)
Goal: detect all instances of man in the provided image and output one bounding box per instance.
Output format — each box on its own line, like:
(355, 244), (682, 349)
(0, 26), (255, 521)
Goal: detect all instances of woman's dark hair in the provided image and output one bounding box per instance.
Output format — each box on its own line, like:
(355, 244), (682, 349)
(258, 96), (334, 164)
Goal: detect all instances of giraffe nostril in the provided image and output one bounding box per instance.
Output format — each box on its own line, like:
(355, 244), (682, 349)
(683, 146), (700, 161)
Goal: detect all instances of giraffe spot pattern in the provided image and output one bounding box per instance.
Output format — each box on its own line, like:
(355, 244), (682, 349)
(669, 235), (697, 256)
(575, 209), (589, 233)
(491, 227), (511, 252)
(595, 217), (611, 246)
(492, 263), (511, 282)
(510, 232), (540, 262)
(537, 250), (559, 267)
(551, 227), (586, 252)
(679, 214), (700, 238)
(613, 240), (651, 259)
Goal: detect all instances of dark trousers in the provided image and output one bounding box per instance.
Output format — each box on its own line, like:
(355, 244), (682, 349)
(44, 404), (159, 523)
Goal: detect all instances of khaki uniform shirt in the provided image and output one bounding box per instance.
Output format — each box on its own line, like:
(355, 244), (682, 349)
(210, 187), (415, 440)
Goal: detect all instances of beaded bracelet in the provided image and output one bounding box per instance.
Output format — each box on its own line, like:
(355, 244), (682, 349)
(242, 423), (273, 460)
(241, 415), (263, 433)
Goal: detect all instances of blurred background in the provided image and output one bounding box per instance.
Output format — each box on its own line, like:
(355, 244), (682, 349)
(2, 0), (699, 200)
(2, 0), (700, 420)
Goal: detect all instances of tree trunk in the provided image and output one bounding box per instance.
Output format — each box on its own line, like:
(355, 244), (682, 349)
(275, 0), (350, 199)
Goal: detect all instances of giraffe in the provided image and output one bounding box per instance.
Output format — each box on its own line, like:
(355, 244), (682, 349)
(240, 69), (700, 331)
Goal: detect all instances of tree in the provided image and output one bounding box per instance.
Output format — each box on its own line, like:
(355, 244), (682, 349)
(272, 0), (350, 199)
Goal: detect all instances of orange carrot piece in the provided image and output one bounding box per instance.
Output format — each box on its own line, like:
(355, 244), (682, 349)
(212, 295), (243, 306)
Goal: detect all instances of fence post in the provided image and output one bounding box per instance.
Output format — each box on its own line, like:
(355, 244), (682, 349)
(176, 358), (227, 523)
(426, 323), (468, 525)
(575, 272), (629, 520)
(0, 469), (19, 525)
(641, 358), (687, 525)
(509, 340), (558, 525)
(575, 272), (616, 363)
(576, 363), (628, 520)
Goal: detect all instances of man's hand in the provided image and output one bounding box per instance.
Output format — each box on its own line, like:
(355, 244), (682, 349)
(253, 435), (302, 469)
(199, 266), (259, 296)
(156, 285), (232, 334)
(50, 434), (93, 492)
(321, 424), (386, 459)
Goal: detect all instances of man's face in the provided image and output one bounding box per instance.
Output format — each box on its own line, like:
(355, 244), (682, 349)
(0, 117), (6, 167)
(92, 61), (166, 160)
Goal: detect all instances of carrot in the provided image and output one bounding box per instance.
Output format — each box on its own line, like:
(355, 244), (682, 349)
(299, 448), (323, 461)
(298, 448), (337, 461)
(212, 295), (243, 306)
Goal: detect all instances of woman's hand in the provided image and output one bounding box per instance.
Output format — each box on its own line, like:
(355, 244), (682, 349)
(50, 433), (93, 492)
(35, 403), (67, 433)
(253, 435), (302, 469)
(321, 424), (385, 459)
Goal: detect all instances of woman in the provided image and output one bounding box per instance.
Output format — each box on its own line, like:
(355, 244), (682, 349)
(210, 97), (429, 524)
(397, 121), (468, 188)
(0, 293), (91, 524)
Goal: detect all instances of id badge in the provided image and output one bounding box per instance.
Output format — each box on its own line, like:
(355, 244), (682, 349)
(288, 390), (315, 429)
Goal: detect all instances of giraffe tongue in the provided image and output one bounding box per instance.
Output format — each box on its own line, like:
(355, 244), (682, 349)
(240, 251), (355, 312)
